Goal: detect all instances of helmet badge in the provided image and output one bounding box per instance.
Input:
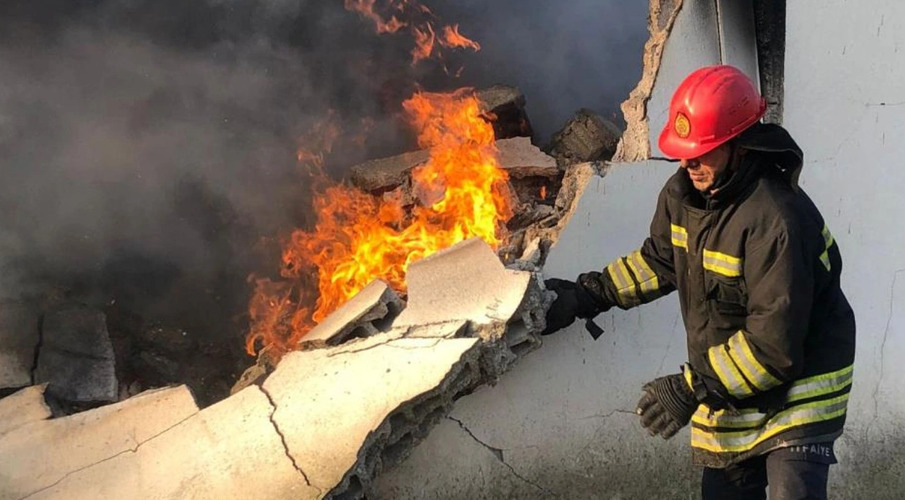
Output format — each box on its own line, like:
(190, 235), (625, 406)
(674, 113), (691, 138)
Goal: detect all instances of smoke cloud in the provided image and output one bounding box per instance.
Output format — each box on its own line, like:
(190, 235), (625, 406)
(0, 0), (646, 340)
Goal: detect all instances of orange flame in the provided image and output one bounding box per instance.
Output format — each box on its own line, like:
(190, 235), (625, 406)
(440, 25), (481, 51)
(246, 89), (512, 355)
(344, 0), (406, 33)
(343, 0), (480, 65)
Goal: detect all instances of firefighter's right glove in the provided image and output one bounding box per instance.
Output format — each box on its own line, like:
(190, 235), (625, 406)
(541, 278), (599, 335)
(636, 373), (698, 440)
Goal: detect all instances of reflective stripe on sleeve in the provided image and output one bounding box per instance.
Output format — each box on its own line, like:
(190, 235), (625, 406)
(605, 258), (640, 308)
(819, 225), (835, 271)
(727, 331), (782, 392)
(626, 250), (660, 295)
(708, 343), (756, 398)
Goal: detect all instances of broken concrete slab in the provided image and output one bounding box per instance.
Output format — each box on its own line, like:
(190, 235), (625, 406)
(548, 109), (621, 167)
(34, 305), (117, 405)
(349, 135), (555, 194)
(0, 385), (50, 439)
(0, 385), (199, 499)
(23, 385), (319, 500)
(476, 85), (533, 139)
(495, 137), (558, 178)
(390, 238), (531, 338)
(349, 149), (430, 192)
(262, 333), (482, 497)
(0, 301), (39, 390)
(301, 280), (403, 349)
(614, 0), (684, 162)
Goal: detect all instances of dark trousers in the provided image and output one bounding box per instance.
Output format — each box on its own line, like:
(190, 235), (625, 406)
(701, 443), (836, 500)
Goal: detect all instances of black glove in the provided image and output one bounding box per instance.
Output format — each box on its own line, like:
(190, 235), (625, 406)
(541, 278), (600, 335)
(636, 372), (698, 439)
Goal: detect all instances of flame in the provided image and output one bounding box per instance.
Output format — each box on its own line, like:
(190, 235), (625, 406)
(344, 0), (406, 33)
(343, 0), (480, 65)
(411, 24), (436, 64)
(246, 89), (512, 355)
(440, 25), (481, 51)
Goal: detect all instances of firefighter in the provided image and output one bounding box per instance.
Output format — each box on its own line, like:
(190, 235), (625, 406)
(543, 65), (855, 499)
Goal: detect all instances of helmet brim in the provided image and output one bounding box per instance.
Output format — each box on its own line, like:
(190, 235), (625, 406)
(657, 125), (723, 160)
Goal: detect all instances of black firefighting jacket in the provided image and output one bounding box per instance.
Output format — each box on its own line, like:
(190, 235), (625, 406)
(579, 124), (856, 468)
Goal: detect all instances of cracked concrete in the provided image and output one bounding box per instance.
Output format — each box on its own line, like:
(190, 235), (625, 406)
(17, 385), (319, 500)
(0, 385), (199, 500)
(613, 0), (683, 162)
(446, 416), (554, 497)
(0, 385), (50, 439)
(259, 385), (314, 489)
(261, 334), (482, 496)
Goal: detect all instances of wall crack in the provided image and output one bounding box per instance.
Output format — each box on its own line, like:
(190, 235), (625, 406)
(870, 268), (905, 432)
(447, 416), (555, 497)
(18, 411), (198, 500)
(259, 385), (317, 492)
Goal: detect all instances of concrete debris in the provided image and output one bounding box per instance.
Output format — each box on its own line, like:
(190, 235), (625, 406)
(230, 356), (271, 395)
(0, 385), (199, 499)
(390, 238), (531, 340)
(1, 239), (545, 500)
(496, 136), (559, 178)
(34, 305), (117, 406)
(262, 334), (482, 497)
(0, 301), (39, 391)
(476, 85), (533, 139)
(301, 280), (404, 348)
(613, 0), (684, 162)
(349, 150), (429, 193)
(548, 109), (622, 167)
(512, 162), (600, 269)
(16, 386), (319, 500)
(0, 385), (50, 439)
(349, 137), (555, 196)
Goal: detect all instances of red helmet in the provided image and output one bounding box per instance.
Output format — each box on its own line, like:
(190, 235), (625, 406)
(658, 65), (766, 159)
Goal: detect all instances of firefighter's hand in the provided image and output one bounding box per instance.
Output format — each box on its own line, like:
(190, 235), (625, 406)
(541, 278), (599, 335)
(636, 373), (698, 439)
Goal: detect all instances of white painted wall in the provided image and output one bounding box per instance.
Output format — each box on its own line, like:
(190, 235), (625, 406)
(784, 2), (905, 497)
(376, 1), (905, 497)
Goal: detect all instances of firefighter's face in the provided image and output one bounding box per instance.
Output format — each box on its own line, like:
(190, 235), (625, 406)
(680, 143), (732, 192)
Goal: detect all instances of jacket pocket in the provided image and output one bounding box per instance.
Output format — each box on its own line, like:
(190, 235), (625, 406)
(706, 273), (748, 317)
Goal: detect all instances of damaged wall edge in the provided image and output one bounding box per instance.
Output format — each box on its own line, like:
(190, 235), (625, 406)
(612, 0), (684, 163)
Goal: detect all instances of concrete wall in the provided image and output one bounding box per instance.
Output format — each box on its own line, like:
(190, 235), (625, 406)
(784, 1), (905, 497)
(376, 0), (905, 497)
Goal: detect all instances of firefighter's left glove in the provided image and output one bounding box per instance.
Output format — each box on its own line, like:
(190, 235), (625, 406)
(541, 278), (599, 335)
(636, 373), (698, 440)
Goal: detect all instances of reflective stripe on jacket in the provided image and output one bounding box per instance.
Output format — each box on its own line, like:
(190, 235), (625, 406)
(580, 124), (856, 468)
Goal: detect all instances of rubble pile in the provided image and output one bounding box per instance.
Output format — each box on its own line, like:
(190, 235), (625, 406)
(0, 86), (621, 499)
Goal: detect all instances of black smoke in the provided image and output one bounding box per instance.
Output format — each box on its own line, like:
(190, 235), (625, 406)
(0, 0), (646, 343)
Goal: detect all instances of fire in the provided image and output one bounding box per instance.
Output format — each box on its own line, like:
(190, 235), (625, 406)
(344, 0), (480, 65)
(441, 25), (481, 51)
(246, 89), (513, 356)
(343, 0), (406, 34)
